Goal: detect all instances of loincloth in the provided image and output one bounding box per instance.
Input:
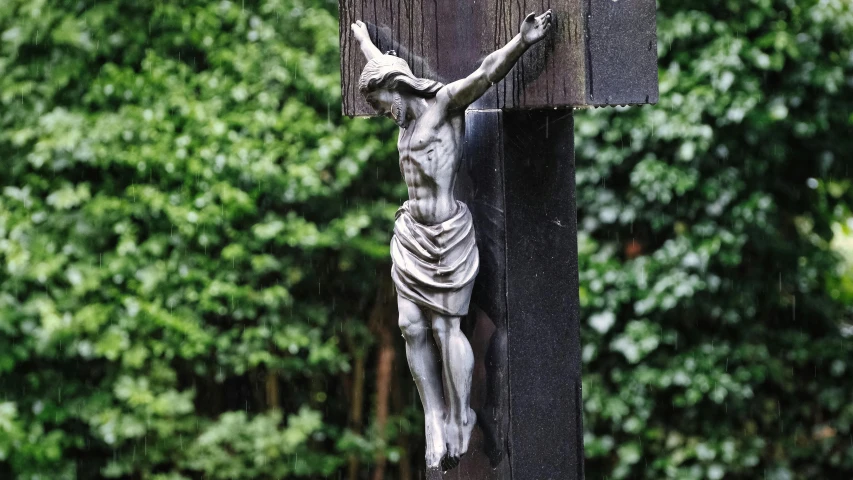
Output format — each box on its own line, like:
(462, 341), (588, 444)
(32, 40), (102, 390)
(390, 200), (479, 317)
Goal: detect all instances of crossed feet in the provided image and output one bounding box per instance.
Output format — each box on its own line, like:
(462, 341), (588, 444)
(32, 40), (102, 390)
(424, 409), (477, 471)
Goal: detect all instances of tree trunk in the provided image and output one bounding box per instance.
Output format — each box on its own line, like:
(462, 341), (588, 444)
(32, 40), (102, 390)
(391, 339), (413, 480)
(369, 268), (398, 480)
(347, 350), (366, 480)
(265, 368), (280, 410)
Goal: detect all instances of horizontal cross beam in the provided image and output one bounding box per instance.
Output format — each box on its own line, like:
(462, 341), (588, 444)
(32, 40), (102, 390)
(339, 0), (658, 115)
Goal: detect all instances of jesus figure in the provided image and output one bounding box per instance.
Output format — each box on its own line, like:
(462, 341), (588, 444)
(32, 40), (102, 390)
(351, 10), (553, 470)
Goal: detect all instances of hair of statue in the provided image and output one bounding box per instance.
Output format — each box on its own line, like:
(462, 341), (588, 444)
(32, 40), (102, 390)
(358, 53), (444, 98)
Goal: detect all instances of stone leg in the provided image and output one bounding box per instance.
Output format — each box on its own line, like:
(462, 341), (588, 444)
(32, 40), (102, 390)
(398, 295), (447, 468)
(431, 313), (475, 470)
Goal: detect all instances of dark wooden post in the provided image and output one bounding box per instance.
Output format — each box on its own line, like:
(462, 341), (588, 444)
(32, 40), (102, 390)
(339, 1), (658, 478)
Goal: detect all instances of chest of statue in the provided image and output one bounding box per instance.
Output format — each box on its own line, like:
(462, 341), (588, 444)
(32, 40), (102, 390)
(398, 112), (463, 157)
(398, 125), (433, 153)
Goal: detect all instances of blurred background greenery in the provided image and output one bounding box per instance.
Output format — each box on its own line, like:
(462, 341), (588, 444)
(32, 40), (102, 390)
(1, 0), (852, 478)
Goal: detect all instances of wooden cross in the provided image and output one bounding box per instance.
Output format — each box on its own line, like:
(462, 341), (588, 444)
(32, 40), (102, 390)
(339, 1), (658, 478)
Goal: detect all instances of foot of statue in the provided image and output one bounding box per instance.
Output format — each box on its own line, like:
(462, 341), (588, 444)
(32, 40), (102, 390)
(441, 408), (476, 471)
(424, 413), (447, 469)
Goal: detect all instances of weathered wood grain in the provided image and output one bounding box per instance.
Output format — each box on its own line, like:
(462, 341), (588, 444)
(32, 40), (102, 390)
(586, 0), (659, 105)
(339, 0), (657, 115)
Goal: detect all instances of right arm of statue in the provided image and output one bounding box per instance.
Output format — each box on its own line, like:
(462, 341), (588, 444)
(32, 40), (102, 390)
(351, 20), (383, 61)
(439, 10), (553, 111)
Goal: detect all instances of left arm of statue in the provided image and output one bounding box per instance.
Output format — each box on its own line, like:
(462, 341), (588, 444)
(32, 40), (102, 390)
(439, 10), (553, 111)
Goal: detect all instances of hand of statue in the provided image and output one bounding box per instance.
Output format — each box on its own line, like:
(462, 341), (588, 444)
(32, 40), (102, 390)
(520, 10), (553, 46)
(351, 20), (371, 44)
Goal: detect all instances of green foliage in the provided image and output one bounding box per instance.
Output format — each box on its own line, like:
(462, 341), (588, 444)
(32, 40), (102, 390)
(1, 0), (852, 478)
(576, 0), (853, 478)
(0, 0), (400, 477)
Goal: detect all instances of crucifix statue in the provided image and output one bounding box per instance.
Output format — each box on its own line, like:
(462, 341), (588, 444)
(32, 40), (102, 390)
(340, 1), (657, 477)
(351, 11), (554, 470)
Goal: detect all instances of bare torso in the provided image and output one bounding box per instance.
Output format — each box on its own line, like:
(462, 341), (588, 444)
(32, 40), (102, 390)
(397, 96), (465, 225)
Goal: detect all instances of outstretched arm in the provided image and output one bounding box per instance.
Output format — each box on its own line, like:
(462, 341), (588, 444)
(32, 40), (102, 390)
(441, 10), (553, 111)
(351, 20), (382, 61)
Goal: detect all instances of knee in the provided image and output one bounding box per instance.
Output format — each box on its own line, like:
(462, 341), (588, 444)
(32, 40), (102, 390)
(431, 317), (460, 344)
(398, 304), (427, 340)
(398, 316), (425, 340)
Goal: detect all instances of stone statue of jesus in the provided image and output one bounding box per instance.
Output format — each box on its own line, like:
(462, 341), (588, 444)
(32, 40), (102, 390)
(351, 10), (553, 470)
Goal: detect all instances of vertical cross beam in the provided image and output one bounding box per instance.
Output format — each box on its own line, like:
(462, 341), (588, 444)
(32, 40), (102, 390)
(339, 1), (658, 478)
(456, 111), (583, 479)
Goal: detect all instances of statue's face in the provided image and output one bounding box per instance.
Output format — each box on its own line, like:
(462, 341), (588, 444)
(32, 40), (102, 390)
(365, 88), (394, 115)
(366, 88), (408, 128)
